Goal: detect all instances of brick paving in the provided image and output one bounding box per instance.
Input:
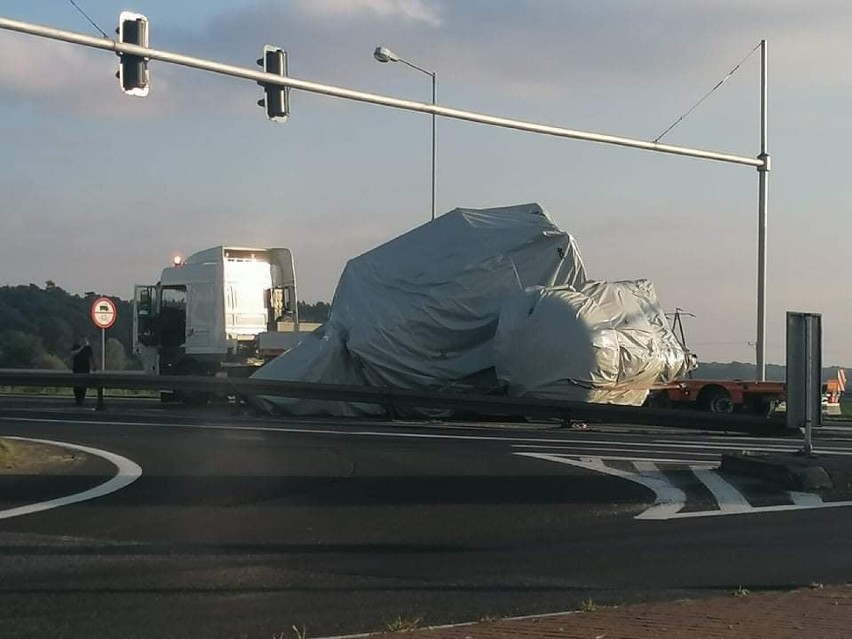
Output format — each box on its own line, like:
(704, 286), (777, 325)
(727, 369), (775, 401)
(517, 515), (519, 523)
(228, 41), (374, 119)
(364, 585), (852, 639)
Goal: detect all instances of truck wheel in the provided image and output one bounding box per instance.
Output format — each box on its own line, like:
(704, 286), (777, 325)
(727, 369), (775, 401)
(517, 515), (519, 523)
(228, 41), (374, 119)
(701, 388), (734, 413)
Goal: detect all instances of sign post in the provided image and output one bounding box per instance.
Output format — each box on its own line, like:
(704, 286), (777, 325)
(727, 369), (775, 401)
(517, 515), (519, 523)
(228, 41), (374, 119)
(786, 312), (822, 455)
(90, 297), (117, 371)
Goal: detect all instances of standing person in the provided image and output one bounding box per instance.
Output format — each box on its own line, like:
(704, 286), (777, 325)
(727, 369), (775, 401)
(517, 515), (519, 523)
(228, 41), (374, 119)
(71, 337), (95, 406)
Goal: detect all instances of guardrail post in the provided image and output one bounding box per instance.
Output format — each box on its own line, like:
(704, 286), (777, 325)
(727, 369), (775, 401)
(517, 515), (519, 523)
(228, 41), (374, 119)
(95, 386), (106, 411)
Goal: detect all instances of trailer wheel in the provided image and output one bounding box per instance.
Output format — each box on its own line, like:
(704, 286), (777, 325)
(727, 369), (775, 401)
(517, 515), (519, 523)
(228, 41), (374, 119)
(700, 387), (734, 413)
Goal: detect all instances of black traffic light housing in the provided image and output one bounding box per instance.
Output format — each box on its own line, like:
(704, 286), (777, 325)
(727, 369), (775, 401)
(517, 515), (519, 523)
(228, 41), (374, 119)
(257, 46), (289, 122)
(117, 11), (149, 97)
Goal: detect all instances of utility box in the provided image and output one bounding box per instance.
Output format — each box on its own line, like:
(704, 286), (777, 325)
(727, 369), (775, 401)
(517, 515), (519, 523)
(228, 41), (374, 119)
(786, 312), (822, 445)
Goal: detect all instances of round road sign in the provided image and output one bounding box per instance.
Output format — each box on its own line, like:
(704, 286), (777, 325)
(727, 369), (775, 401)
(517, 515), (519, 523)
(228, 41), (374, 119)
(91, 297), (117, 330)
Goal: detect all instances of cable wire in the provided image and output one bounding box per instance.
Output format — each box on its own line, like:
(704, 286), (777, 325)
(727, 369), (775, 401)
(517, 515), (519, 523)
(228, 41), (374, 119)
(653, 42), (762, 143)
(66, 0), (109, 39)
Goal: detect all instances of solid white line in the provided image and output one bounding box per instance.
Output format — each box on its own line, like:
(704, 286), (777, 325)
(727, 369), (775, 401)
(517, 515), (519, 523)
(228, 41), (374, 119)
(789, 491), (824, 507)
(577, 454), (712, 464)
(691, 467), (752, 513)
(511, 444), (720, 460)
(653, 439), (852, 454)
(0, 437), (142, 520)
(10, 416), (848, 461)
(662, 499), (852, 519)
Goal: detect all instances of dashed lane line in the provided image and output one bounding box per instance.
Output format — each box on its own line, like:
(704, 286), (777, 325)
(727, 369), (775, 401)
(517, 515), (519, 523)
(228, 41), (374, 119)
(0, 437), (142, 521)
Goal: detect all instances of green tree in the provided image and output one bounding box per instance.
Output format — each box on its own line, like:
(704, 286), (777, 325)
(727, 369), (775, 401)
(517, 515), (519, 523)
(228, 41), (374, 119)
(298, 301), (330, 323)
(0, 283), (135, 370)
(0, 330), (65, 369)
(104, 337), (127, 370)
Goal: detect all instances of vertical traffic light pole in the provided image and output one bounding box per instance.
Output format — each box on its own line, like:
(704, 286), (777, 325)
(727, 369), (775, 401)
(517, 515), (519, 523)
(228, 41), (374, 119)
(756, 39), (770, 381)
(0, 16), (770, 368)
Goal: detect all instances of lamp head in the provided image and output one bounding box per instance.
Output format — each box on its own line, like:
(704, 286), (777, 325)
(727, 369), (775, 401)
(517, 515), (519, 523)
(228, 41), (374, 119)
(373, 46), (399, 63)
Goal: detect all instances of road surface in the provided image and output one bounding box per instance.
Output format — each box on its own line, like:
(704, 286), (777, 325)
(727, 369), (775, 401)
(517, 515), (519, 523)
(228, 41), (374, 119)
(0, 395), (851, 638)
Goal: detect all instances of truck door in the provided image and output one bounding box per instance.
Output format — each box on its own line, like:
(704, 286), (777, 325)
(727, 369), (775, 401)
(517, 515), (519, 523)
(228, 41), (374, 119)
(133, 284), (160, 374)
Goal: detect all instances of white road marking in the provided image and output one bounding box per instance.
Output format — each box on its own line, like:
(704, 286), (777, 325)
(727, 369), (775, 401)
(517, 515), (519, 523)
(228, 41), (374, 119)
(691, 467), (752, 514)
(519, 452), (852, 520)
(0, 437), (142, 521)
(789, 491), (825, 507)
(0, 416), (822, 453)
(6, 415), (852, 520)
(517, 452), (687, 519)
(630, 460), (687, 519)
(652, 439), (852, 455)
(571, 454), (712, 464)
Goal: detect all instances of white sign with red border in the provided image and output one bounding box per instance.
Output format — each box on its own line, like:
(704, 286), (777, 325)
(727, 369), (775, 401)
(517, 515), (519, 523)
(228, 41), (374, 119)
(91, 297), (117, 330)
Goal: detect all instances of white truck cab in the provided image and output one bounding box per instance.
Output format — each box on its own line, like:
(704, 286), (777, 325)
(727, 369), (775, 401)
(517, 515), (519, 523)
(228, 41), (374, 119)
(133, 246), (310, 378)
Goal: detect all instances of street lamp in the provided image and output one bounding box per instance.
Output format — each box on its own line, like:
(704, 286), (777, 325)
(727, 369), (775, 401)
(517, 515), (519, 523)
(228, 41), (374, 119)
(373, 46), (436, 221)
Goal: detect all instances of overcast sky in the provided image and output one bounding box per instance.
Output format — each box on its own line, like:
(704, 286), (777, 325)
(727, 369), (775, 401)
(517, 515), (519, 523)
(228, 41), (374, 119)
(1, 1), (850, 365)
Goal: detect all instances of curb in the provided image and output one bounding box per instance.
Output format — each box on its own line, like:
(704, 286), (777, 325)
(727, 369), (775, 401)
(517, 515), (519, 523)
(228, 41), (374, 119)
(721, 452), (834, 491)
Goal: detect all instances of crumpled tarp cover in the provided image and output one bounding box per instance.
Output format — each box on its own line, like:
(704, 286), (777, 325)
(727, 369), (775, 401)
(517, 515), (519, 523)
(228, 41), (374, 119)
(493, 280), (694, 406)
(252, 202), (693, 415)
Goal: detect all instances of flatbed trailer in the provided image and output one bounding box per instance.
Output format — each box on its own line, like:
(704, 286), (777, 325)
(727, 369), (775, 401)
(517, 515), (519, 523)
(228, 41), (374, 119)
(646, 379), (785, 416)
(646, 372), (845, 417)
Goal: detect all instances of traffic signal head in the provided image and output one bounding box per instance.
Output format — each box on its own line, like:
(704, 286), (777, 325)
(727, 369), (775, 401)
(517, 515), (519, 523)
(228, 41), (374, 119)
(257, 45), (289, 122)
(117, 11), (149, 97)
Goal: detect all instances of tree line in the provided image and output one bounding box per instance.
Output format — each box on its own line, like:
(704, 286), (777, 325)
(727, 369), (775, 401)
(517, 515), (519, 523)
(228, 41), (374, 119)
(0, 283), (331, 370)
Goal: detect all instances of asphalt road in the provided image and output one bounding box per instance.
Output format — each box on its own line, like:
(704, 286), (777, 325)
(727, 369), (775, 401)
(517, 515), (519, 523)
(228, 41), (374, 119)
(1, 395), (852, 638)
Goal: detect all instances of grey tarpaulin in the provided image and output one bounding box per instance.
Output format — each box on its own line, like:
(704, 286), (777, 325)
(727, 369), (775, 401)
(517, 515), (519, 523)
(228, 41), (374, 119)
(494, 280), (694, 406)
(252, 203), (693, 415)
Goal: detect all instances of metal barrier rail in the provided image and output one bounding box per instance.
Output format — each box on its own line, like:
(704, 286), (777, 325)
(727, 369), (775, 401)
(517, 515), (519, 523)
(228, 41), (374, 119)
(0, 369), (788, 434)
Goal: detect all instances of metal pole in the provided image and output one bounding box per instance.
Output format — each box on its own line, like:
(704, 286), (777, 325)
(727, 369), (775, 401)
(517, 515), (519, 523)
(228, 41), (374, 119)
(756, 39), (770, 381)
(0, 17), (764, 169)
(431, 71), (436, 221)
(101, 327), (106, 371)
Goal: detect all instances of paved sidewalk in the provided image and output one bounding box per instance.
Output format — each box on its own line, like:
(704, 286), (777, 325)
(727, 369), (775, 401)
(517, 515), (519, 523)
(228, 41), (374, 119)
(365, 585), (852, 639)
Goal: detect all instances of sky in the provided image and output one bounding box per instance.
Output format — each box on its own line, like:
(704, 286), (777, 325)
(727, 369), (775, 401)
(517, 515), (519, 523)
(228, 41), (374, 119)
(1, 0), (850, 366)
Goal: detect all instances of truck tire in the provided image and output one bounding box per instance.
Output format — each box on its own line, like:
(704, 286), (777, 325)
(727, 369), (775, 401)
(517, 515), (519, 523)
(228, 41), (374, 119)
(700, 387), (734, 413)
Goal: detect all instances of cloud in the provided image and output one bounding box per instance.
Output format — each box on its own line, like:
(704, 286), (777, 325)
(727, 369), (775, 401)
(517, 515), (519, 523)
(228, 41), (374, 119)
(3, 1), (851, 119)
(0, 31), (182, 118)
(290, 0), (441, 25)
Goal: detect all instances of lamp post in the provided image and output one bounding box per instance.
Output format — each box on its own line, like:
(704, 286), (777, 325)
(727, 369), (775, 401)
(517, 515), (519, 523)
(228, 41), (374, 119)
(374, 46), (436, 221)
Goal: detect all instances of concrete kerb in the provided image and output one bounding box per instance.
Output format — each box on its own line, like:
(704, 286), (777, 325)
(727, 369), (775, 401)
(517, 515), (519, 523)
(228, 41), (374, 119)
(720, 452), (841, 492)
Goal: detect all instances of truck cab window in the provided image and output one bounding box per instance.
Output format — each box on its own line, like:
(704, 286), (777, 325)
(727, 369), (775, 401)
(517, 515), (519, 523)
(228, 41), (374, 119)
(160, 286), (187, 349)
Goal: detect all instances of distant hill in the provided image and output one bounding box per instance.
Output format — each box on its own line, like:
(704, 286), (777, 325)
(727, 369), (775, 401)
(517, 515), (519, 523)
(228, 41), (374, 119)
(693, 361), (846, 383)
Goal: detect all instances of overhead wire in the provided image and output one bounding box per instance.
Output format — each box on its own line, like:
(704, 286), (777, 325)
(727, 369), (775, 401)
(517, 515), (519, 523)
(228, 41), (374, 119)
(65, 0), (109, 39)
(653, 41), (762, 143)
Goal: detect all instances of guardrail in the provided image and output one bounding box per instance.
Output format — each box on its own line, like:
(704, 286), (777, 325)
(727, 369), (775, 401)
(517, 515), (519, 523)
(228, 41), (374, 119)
(0, 369), (789, 435)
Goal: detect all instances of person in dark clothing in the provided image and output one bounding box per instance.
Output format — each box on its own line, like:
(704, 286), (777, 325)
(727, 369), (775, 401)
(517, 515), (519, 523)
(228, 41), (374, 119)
(71, 337), (95, 406)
